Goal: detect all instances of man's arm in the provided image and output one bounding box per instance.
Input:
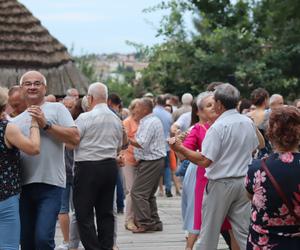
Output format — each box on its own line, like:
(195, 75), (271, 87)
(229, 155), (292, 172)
(28, 105), (80, 146)
(46, 125), (80, 146)
(128, 138), (142, 148)
(168, 137), (212, 167)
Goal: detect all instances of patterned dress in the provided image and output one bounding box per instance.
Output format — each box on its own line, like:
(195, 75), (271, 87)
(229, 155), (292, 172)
(245, 152), (300, 249)
(0, 119), (21, 201)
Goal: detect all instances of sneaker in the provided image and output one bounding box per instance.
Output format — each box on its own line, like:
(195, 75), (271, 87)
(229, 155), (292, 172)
(56, 242), (69, 250)
(117, 208), (124, 214)
(165, 190), (173, 197)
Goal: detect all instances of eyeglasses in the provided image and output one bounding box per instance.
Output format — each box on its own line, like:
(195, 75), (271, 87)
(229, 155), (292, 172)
(22, 81), (44, 87)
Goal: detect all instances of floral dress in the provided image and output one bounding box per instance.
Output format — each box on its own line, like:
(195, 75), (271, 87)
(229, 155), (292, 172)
(245, 152), (300, 249)
(0, 119), (21, 201)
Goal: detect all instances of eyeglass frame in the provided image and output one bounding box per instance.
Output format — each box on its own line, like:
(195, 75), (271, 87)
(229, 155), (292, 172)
(21, 81), (45, 87)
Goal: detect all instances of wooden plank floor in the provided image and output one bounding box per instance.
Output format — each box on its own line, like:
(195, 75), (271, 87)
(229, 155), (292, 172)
(55, 195), (229, 250)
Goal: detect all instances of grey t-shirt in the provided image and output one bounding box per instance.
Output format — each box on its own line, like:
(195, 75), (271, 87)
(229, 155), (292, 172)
(12, 102), (75, 188)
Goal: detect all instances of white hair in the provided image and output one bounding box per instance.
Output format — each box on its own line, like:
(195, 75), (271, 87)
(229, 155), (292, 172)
(269, 94), (283, 104)
(196, 91), (214, 109)
(0, 86), (8, 107)
(81, 96), (89, 112)
(181, 93), (193, 105)
(88, 82), (108, 101)
(66, 88), (79, 96)
(19, 71), (47, 86)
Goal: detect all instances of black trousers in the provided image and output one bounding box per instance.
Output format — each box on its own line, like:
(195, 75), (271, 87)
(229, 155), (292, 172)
(73, 159), (118, 250)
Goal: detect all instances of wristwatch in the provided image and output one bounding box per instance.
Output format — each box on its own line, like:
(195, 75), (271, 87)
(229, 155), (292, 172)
(43, 121), (52, 131)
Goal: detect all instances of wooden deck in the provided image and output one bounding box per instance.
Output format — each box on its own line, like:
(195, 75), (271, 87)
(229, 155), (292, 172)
(55, 195), (229, 250)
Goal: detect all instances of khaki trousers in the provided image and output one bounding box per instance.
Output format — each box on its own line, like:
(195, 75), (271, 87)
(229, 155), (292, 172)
(131, 158), (165, 227)
(123, 165), (137, 223)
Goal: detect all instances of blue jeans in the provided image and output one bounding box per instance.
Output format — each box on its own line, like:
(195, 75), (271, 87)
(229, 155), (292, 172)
(175, 159), (190, 178)
(20, 183), (63, 250)
(116, 169), (124, 211)
(59, 182), (71, 214)
(164, 151), (172, 192)
(0, 195), (20, 250)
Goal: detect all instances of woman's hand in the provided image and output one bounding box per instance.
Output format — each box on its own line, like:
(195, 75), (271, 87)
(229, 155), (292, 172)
(167, 136), (183, 152)
(28, 105), (46, 128)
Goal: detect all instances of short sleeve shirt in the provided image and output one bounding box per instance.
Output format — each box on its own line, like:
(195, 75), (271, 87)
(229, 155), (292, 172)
(175, 112), (191, 132)
(202, 109), (259, 180)
(75, 103), (123, 162)
(12, 102), (75, 188)
(134, 114), (166, 161)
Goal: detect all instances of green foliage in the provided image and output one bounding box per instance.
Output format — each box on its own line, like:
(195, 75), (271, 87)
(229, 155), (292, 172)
(106, 79), (134, 107)
(140, 0), (300, 100)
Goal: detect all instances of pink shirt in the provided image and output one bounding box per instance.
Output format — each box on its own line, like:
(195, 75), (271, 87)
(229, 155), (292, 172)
(183, 123), (210, 180)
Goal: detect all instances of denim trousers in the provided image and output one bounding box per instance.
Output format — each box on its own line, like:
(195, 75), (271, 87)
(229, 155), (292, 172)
(116, 168), (124, 211)
(20, 183), (63, 250)
(164, 151), (172, 192)
(0, 195), (20, 250)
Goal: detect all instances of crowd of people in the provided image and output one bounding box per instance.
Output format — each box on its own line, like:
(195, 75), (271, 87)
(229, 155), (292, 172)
(0, 70), (299, 250)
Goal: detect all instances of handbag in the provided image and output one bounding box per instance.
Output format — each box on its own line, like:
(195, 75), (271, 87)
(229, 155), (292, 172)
(261, 158), (300, 224)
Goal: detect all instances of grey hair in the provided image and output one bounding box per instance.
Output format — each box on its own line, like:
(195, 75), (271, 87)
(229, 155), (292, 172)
(269, 94), (283, 105)
(214, 83), (240, 110)
(81, 96), (89, 112)
(19, 71), (47, 86)
(63, 95), (75, 103)
(0, 86), (8, 108)
(181, 93), (193, 105)
(196, 91), (214, 109)
(88, 82), (108, 101)
(140, 97), (154, 111)
(128, 98), (140, 111)
(66, 88), (79, 96)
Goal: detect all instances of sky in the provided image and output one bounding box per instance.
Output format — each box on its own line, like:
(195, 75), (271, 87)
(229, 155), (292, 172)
(19, 0), (175, 55)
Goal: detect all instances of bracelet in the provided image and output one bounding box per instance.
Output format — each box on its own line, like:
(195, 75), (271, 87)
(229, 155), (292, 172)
(30, 125), (39, 129)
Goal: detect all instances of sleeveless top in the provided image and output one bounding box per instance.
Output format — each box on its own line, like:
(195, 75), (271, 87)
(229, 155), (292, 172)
(0, 119), (21, 201)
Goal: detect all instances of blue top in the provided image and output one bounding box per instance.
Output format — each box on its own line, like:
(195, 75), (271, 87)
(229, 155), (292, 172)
(0, 119), (21, 201)
(245, 152), (300, 249)
(153, 105), (172, 151)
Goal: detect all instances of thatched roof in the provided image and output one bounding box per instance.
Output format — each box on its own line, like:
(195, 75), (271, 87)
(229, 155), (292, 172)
(0, 0), (88, 95)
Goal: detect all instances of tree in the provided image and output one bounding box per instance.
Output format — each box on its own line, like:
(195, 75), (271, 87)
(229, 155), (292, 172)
(140, 0), (300, 99)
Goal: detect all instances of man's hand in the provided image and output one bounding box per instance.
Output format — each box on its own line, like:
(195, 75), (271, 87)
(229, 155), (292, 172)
(117, 154), (125, 167)
(167, 136), (183, 152)
(27, 105), (47, 128)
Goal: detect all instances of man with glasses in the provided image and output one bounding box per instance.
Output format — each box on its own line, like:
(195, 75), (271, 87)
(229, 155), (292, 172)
(12, 71), (80, 250)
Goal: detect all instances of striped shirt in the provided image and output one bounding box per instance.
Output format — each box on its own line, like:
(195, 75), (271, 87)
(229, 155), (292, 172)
(134, 113), (166, 161)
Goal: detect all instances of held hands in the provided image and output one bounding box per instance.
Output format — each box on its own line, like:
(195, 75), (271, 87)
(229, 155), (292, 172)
(167, 135), (183, 152)
(117, 153), (125, 167)
(28, 105), (47, 128)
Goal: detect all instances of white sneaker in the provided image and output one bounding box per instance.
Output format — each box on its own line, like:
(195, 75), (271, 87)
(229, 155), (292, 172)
(56, 242), (69, 250)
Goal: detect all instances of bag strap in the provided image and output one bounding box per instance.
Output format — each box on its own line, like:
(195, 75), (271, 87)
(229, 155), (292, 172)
(261, 158), (300, 223)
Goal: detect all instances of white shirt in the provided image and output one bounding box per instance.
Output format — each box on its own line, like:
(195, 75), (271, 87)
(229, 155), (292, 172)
(175, 111), (191, 132)
(75, 103), (123, 162)
(202, 109), (259, 180)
